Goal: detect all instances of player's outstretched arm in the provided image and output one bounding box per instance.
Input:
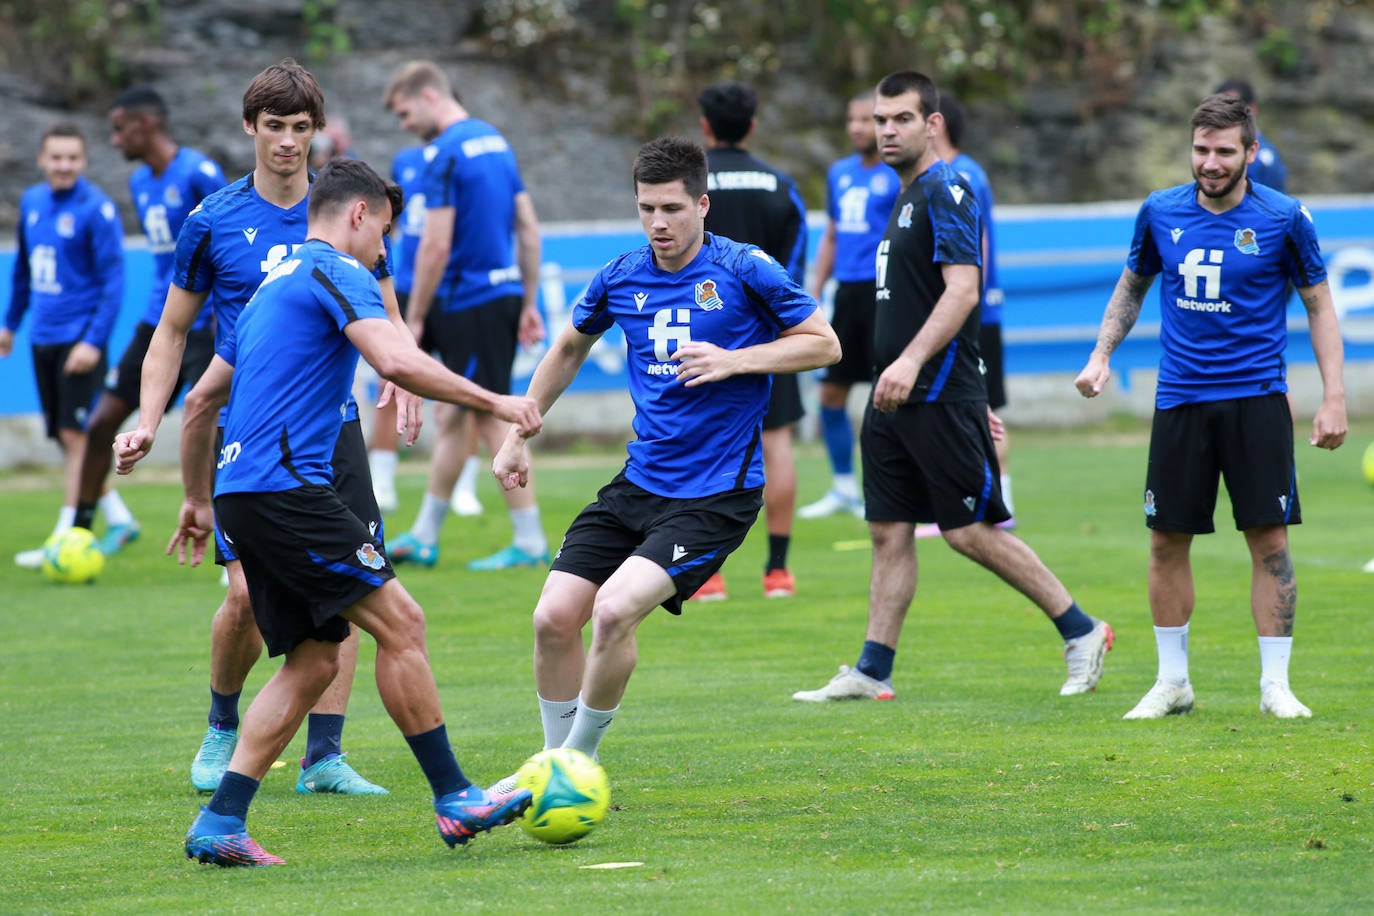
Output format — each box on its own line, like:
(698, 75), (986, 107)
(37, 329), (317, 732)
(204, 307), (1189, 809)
(133, 286), (208, 446)
(378, 275), (423, 446)
(181, 355), (233, 506)
(873, 262), (980, 412)
(1075, 267), (1153, 398)
(347, 317), (542, 437)
(1298, 280), (1348, 450)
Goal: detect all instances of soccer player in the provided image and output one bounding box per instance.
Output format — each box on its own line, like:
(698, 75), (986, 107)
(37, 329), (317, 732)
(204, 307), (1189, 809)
(792, 71), (1114, 703)
(917, 90), (1015, 537)
(695, 81), (810, 599)
(65, 87), (228, 557)
(367, 140), (429, 514)
(383, 60), (548, 571)
(1215, 78), (1287, 192)
(1075, 93), (1346, 720)
(122, 60), (393, 795)
(3, 124), (123, 569)
(799, 90), (899, 521)
(143, 158), (539, 866)
(487, 137), (838, 778)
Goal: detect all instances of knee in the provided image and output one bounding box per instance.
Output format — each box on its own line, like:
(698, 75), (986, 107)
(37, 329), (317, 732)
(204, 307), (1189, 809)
(588, 592), (641, 645)
(533, 598), (585, 646)
(220, 584), (254, 627)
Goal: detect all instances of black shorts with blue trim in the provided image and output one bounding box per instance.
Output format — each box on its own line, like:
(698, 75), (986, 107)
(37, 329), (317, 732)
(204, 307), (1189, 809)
(214, 484), (394, 656)
(550, 471), (763, 615)
(860, 398), (1010, 530)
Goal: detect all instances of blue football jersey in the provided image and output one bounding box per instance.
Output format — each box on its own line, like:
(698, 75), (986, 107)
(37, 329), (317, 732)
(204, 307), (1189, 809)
(1249, 132), (1287, 193)
(825, 154), (900, 284)
(389, 144), (428, 295)
(7, 177), (124, 347)
(418, 119), (525, 311)
(1126, 181), (1325, 409)
(573, 233), (818, 498)
(949, 152), (1002, 325)
(129, 147), (226, 327)
(215, 240), (389, 496)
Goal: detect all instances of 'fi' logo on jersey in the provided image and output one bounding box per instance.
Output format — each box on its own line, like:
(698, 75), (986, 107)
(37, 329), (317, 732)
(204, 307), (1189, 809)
(897, 202), (914, 229)
(695, 280), (724, 311)
(1234, 228), (1261, 255)
(1144, 489), (1157, 518)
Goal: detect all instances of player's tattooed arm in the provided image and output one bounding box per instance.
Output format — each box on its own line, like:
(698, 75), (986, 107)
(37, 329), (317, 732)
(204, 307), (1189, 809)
(1093, 268), (1152, 357)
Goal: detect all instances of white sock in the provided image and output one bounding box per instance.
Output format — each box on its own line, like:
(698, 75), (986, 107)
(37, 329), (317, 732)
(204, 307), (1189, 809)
(510, 505), (547, 555)
(1258, 636), (1294, 688)
(562, 699), (617, 759)
(833, 473), (859, 499)
(369, 449), (397, 485)
(454, 455), (480, 498)
(538, 695), (580, 750)
(1154, 624), (1190, 684)
(98, 489), (134, 527)
(54, 506), (76, 535)
(1001, 474), (1015, 515)
(410, 491), (448, 544)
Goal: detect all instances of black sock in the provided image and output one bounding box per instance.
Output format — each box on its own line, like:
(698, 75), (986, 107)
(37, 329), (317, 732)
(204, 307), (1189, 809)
(74, 503), (97, 531)
(405, 724), (469, 799)
(766, 534), (790, 573)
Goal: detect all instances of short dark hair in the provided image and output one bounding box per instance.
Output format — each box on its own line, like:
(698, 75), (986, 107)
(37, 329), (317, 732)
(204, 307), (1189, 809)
(1214, 77), (1256, 105)
(939, 91), (966, 148)
(633, 137), (708, 198)
(308, 158), (390, 220)
(109, 85), (168, 120)
(698, 81), (756, 145)
(243, 58), (326, 129)
(41, 122), (84, 150)
(1192, 93), (1256, 152)
(876, 70), (940, 119)
(385, 180), (405, 224)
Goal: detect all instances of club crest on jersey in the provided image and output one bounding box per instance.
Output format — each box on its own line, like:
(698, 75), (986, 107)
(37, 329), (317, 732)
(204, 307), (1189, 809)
(872, 173), (890, 195)
(695, 280), (724, 311)
(1144, 489), (1157, 518)
(164, 186), (182, 208)
(356, 543), (386, 570)
(56, 213), (77, 238)
(1233, 228), (1260, 255)
(897, 202), (914, 229)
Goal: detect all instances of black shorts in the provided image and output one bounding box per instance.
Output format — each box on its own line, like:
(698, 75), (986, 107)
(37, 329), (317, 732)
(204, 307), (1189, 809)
(424, 295), (522, 394)
(550, 471), (763, 615)
(979, 321), (1007, 410)
(216, 419), (381, 565)
(214, 485), (395, 656)
(822, 280), (876, 387)
(763, 372), (803, 430)
(32, 342), (105, 439)
(1144, 393), (1300, 533)
(106, 321), (215, 407)
(860, 398), (1010, 530)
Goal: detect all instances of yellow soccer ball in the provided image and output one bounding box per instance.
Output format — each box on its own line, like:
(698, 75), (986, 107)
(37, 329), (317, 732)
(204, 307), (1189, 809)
(516, 747), (610, 845)
(1364, 442), (1374, 486)
(41, 527), (106, 584)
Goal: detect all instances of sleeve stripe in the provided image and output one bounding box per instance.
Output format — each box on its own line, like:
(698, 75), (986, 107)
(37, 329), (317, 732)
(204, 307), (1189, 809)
(312, 266), (359, 321)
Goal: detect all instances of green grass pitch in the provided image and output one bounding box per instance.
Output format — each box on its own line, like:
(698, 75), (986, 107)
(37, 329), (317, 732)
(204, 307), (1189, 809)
(1, 420), (1371, 913)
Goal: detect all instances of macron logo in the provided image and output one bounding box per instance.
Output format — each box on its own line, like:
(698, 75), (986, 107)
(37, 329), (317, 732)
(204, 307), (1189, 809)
(948, 185), (965, 206)
(243, 228), (259, 245)
(634, 292), (649, 312)
(672, 544), (688, 561)
(962, 496), (976, 511)
(1171, 228), (1184, 244)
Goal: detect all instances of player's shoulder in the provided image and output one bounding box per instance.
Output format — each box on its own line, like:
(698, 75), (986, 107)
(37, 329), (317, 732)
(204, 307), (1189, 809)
(73, 179), (121, 223)
(703, 232), (781, 277)
(1245, 180), (1309, 225)
(951, 152), (990, 189)
(178, 147), (225, 180)
(594, 245), (656, 290)
(190, 174), (255, 221)
(1141, 183), (1195, 216)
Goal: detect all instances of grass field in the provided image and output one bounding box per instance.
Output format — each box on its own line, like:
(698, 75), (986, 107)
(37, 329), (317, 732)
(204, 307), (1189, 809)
(2, 420), (1372, 914)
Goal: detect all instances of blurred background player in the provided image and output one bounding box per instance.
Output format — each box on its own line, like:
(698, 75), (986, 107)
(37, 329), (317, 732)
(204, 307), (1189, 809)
(308, 114), (355, 170)
(695, 80), (810, 599)
(65, 87), (228, 557)
(3, 124), (123, 569)
(384, 60), (548, 571)
(1214, 78), (1286, 192)
(799, 90), (899, 521)
(917, 90), (1014, 537)
(1075, 93), (1343, 720)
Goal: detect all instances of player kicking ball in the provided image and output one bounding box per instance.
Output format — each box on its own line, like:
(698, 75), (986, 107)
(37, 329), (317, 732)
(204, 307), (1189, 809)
(118, 159), (542, 866)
